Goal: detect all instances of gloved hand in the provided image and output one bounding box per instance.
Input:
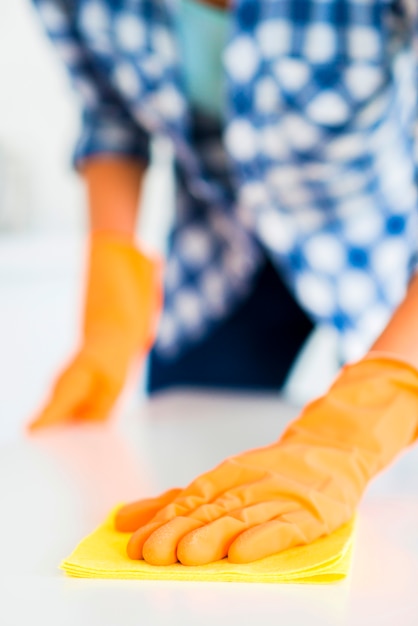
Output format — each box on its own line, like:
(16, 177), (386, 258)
(28, 233), (163, 430)
(115, 355), (418, 565)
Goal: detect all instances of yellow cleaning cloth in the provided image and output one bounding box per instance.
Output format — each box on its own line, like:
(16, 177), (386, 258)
(61, 508), (355, 584)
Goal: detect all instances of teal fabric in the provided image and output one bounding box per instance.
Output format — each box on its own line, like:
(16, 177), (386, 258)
(174, 0), (229, 118)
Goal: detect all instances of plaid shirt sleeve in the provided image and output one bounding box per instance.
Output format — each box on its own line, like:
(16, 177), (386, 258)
(31, 0), (151, 167)
(410, 2), (418, 276)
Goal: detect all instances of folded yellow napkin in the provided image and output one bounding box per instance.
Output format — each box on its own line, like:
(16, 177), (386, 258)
(61, 508), (355, 584)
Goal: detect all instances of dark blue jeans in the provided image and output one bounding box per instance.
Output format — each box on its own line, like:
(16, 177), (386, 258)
(147, 259), (314, 393)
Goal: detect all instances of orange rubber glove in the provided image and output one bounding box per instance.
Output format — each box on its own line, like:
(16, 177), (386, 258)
(28, 233), (163, 430)
(115, 355), (418, 565)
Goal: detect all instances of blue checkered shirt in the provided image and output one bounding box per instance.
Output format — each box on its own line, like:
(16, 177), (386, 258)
(32, 0), (418, 362)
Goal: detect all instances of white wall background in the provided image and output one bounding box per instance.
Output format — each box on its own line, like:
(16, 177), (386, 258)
(0, 0), (84, 232)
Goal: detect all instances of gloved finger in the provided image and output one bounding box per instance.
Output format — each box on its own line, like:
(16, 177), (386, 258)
(126, 505), (199, 561)
(176, 500), (298, 566)
(151, 460), (267, 523)
(27, 364), (94, 431)
(116, 488), (183, 532)
(182, 472), (309, 525)
(127, 521), (165, 559)
(142, 517), (204, 565)
(228, 509), (326, 564)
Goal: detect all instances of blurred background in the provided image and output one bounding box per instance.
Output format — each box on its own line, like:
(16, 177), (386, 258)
(0, 0), (84, 232)
(0, 0), (338, 444)
(0, 0), (84, 442)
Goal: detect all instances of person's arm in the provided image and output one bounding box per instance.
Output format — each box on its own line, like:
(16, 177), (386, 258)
(28, 155), (163, 430)
(27, 3), (163, 430)
(370, 269), (418, 369)
(82, 156), (147, 240)
(31, 1), (152, 237)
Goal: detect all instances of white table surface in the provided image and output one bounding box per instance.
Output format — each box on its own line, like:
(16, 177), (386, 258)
(0, 232), (416, 626)
(0, 391), (417, 626)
